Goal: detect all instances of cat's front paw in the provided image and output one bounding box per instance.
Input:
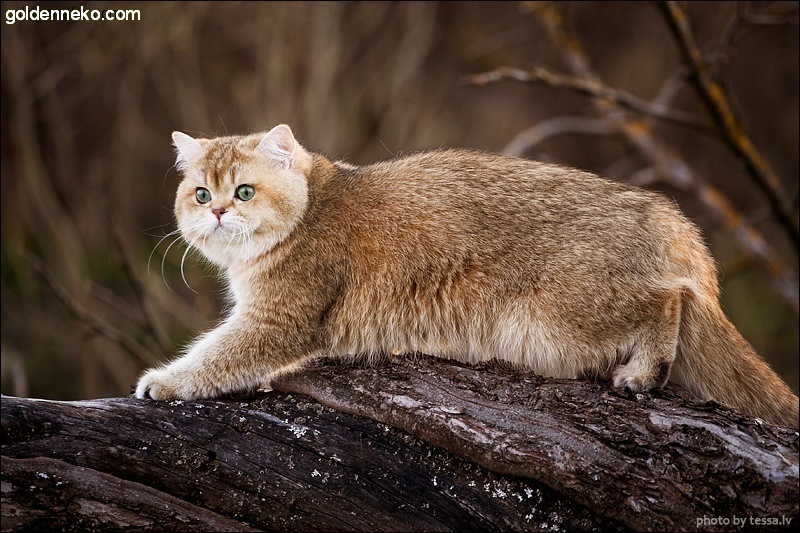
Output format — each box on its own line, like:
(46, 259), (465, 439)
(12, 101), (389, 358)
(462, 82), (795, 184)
(135, 367), (209, 401)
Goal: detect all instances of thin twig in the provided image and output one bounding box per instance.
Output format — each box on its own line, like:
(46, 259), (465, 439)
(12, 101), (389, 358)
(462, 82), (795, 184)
(741, 2), (799, 27)
(463, 65), (711, 132)
(24, 253), (160, 367)
(713, 1), (745, 72)
(710, 3), (798, 75)
(501, 116), (616, 156)
(651, 69), (689, 110)
(660, 1), (799, 250)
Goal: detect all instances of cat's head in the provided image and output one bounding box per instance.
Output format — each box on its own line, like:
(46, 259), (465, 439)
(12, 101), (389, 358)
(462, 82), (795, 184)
(171, 125), (311, 267)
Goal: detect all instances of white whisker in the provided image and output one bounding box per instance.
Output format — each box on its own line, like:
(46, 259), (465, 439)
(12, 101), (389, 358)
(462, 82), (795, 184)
(178, 231), (205, 294)
(148, 228), (182, 275)
(180, 244), (199, 294)
(160, 234), (186, 293)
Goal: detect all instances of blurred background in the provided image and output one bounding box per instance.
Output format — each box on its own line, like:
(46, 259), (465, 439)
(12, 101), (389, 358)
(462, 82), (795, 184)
(2, 1), (797, 400)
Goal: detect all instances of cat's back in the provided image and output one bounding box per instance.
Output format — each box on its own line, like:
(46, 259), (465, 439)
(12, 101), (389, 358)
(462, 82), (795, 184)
(322, 148), (712, 294)
(321, 148), (678, 247)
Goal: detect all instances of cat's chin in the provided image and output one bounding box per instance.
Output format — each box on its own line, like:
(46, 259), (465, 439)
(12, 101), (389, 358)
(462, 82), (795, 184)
(197, 234), (285, 267)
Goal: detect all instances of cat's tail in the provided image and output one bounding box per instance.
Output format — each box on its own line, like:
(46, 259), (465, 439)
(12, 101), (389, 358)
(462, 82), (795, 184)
(671, 291), (799, 428)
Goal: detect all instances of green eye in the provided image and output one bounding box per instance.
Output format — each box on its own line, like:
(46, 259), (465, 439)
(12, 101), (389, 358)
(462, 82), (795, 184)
(236, 184), (255, 201)
(196, 187), (211, 204)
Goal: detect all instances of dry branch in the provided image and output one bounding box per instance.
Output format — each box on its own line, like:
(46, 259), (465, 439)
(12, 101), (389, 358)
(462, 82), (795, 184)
(500, 115), (615, 156)
(660, 1), (799, 248)
(464, 66), (710, 132)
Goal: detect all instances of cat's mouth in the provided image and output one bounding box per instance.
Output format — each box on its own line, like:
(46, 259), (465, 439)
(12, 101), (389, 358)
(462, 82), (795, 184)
(210, 218), (252, 240)
(214, 222), (232, 235)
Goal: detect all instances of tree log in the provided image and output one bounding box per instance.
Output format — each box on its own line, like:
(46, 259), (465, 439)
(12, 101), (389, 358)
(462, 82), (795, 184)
(2, 355), (798, 532)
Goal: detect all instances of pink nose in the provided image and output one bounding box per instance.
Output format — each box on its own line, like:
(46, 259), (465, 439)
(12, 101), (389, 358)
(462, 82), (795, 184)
(212, 207), (227, 220)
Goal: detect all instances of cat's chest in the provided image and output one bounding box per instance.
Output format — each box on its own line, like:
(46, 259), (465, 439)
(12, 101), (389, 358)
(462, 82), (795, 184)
(226, 262), (282, 306)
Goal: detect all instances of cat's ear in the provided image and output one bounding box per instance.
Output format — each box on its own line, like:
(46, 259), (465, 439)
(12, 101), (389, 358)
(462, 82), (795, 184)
(172, 131), (205, 171)
(256, 125), (297, 170)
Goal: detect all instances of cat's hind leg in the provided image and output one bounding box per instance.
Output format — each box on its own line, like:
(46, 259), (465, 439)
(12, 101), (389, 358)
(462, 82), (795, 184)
(612, 289), (682, 392)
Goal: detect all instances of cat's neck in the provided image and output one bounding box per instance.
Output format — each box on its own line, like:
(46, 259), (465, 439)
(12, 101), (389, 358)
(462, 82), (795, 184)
(308, 151), (353, 189)
(223, 239), (294, 306)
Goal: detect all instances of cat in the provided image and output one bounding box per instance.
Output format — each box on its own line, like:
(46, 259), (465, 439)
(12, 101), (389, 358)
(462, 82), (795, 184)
(135, 124), (799, 428)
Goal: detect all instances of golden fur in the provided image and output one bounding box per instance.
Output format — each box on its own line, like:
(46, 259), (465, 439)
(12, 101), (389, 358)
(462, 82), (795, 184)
(135, 125), (799, 428)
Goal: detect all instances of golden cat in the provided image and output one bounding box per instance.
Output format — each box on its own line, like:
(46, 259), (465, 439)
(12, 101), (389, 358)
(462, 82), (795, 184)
(135, 125), (799, 428)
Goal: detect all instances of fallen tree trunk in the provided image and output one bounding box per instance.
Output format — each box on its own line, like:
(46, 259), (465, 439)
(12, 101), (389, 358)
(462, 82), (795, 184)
(2, 355), (798, 532)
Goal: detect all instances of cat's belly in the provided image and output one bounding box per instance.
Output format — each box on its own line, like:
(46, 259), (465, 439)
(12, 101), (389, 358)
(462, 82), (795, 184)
(323, 299), (624, 379)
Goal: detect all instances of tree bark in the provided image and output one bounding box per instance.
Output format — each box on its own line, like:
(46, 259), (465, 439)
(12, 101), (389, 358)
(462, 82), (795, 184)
(2, 355), (798, 532)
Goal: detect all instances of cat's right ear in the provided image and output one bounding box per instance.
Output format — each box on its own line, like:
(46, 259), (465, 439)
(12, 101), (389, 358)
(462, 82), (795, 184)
(256, 125), (297, 170)
(172, 132), (205, 171)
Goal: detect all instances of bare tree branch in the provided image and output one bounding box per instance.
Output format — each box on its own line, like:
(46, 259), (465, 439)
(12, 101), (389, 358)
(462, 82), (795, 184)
(501, 116), (616, 156)
(464, 65), (710, 132)
(660, 0), (799, 249)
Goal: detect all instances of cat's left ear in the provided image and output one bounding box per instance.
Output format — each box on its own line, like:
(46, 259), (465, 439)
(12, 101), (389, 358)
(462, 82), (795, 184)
(172, 132), (205, 171)
(256, 124), (297, 170)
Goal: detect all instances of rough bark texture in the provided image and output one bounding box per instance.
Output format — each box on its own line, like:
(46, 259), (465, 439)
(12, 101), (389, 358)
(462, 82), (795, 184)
(2, 355), (798, 532)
